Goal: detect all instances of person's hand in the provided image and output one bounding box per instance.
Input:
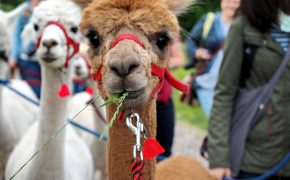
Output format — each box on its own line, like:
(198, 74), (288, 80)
(8, 60), (17, 69)
(8, 60), (17, 78)
(194, 48), (212, 60)
(209, 168), (231, 180)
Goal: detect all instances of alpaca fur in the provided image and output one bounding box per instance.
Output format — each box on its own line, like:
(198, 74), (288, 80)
(156, 156), (214, 180)
(79, 0), (198, 179)
(5, 1), (93, 179)
(0, 13), (10, 58)
(0, 3), (27, 48)
(21, 0), (82, 49)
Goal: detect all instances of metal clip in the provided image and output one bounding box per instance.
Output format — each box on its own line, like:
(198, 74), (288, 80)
(126, 113), (144, 160)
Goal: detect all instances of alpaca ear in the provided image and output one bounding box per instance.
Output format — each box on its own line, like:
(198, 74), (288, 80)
(160, 0), (195, 15)
(21, 23), (37, 49)
(73, 0), (93, 8)
(6, 3), (27, 25)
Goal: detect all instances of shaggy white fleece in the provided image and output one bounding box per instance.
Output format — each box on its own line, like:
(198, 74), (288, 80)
(22, 0), (82, 48)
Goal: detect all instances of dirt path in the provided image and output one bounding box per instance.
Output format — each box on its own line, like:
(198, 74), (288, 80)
(172, 121), (208, 167)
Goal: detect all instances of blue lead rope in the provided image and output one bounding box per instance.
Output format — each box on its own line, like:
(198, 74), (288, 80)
(68, 120), (107, 141)
(223, 152), (290, 180)
(0, 79), (39, 106)
(0, 79), (107, 140)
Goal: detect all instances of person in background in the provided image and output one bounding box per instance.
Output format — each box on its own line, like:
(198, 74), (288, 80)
(208, 0), (290, 179)
(185, 0), (240, 118)
(156, 37), (184, 159)
(9, 0), (42, 98)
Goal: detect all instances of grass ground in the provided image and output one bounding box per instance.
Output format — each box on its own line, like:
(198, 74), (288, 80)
(171, 67), (208, 130)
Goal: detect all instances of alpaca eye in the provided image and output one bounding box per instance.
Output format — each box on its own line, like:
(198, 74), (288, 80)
(70, 26), (78, 33)
(33, 24), (39, 31)
(156, 34), (170, 50)
(87, 30), (101, 48)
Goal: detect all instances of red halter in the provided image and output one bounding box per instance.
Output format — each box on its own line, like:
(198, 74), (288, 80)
(36, 22), (80, 68)
(92, 33), (190, 97)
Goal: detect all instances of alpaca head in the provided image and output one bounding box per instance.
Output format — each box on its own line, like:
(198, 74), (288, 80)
(73, 56), (91, 80)
(80, 0), (192, 110)
(22, 0), (82, 69)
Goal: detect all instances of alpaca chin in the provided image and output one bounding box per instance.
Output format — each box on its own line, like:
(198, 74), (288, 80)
(119, 94), (150, 110)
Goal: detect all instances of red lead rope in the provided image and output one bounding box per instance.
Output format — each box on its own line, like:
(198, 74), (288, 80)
(93, 33), (190, 97)
(130, 157), (144, 180)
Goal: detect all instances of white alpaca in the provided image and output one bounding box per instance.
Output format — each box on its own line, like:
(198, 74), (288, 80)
(70, 56), (107, 180)
(0, 6), (38, 179)
(5, 1), (93, 179)
(73, 56), (91, 80)
(0, 3), (27, 48)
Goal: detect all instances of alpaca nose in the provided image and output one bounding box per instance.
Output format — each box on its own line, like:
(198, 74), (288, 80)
(42, 39), (58, 49)
(76, 65), (81, 71)
(109, 56), (140, 77)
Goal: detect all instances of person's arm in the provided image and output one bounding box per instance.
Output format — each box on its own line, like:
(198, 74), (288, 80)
(208, 16), (244, 179)
(10, 13), (25, 63)
(185, 15), (206, 63)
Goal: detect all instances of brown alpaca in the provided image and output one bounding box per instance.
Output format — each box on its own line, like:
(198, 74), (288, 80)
(156, 156), (214, 180)
(77, 0), (212, 179)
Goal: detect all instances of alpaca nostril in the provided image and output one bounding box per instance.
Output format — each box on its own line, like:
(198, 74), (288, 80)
(42, 39), (58, 49)
(76, 65), (81, 71)
(109, 65), (121, 76)
(109, 63), (140, 77)
(128, 63), (139, 74)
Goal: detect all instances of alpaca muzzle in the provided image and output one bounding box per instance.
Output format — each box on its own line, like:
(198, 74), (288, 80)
(36, 22), (80, 68)
(93, 33), (190, 98)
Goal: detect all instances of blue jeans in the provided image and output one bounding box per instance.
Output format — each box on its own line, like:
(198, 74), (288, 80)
(196, 87), (214, 119)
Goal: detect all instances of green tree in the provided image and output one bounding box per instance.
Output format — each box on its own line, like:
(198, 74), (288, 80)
(178, 0), (220, 39)
(0, 0), (25, 11)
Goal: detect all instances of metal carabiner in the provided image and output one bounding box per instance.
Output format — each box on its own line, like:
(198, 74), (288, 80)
(133, 145), (144, 161)
(126, 113), (144, 160)
(126, 113), (140, 134)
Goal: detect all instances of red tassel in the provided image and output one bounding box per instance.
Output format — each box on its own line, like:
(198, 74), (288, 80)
(142, 138), (165, 159)
(58, 84), (71, 98)
(117, 111), (124, 123)
(85, 88), (94, 95)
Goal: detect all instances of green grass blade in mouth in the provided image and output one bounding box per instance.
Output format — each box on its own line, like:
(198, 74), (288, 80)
(97, 94), (119, 108)
(100, 91), (129, 140)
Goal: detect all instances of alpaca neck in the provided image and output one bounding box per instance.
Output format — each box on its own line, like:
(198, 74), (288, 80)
(0, 60), (11, 145)
(0, 61), (11, 179)
(28, 65), (72, 180)
(107, 99), (157, 180)
(0, 60), (7, 134)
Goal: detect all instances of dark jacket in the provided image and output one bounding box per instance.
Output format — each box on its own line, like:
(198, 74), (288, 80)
(208, 15), (290, 176)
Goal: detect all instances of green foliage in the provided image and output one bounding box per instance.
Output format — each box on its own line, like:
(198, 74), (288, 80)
(0, 0), (25, 11)
(171, 67), (208, 130)
(178, 0), (220, 39)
